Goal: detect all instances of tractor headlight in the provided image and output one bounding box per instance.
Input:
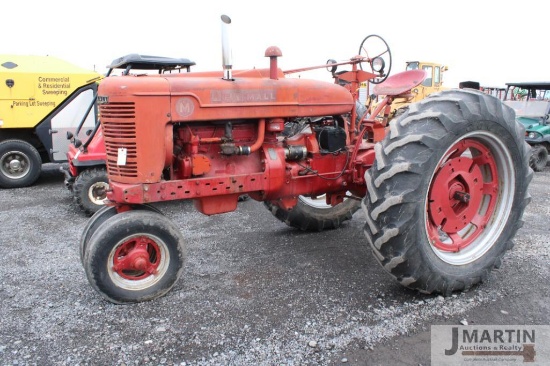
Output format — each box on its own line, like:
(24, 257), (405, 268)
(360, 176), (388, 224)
(371, 57), (385, 73)
(528, 132), (538, 139)
(326, 59), (337, 74)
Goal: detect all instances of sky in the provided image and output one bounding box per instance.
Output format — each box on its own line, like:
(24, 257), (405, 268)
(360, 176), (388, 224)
(3, 0), (549, 88)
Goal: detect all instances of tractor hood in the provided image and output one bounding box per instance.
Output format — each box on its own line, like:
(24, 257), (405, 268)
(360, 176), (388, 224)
(167, 70), (354, 121)
(96, 69), (354, 122)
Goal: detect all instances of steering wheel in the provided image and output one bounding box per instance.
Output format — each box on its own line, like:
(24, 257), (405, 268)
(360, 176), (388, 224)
(358, 34), (392, 84)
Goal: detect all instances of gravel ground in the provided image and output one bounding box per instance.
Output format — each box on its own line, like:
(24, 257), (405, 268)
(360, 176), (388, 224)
(0, 163), (549, 366)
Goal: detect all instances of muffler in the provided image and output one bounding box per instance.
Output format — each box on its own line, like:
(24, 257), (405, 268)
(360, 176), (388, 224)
(221, 14), (233, 80)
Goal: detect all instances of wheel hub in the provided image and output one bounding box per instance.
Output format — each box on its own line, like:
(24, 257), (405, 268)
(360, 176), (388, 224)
(88, 182), (109, 205)
(1, 152), (29, 178)
(429, 157), (483, 233)
(448, 181), (467, 201)
(427, 139), (499, 253)
(9, 158), (22, 172)
(112, 237), (160, 280)
(452, 190), (470, 203)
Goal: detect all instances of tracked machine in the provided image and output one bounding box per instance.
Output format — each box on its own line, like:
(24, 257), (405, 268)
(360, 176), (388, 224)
(80, 16), (532, 304)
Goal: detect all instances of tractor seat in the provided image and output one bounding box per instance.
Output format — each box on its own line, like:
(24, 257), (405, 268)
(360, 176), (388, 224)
(373, 70), (427, 97)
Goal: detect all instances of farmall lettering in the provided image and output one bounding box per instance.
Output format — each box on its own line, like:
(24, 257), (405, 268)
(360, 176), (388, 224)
(211, 89), (276, 103)
(80, 15), (531, 304)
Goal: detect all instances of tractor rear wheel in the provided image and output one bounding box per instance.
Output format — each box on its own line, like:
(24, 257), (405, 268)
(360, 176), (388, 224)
(529, 144), (548, 172)
(73, 167), (109, 216)
(83, 210), (185, 304)
(363, 89), (532, 295)
(0, 139), (42, 188)
(265, 195), (360, 231)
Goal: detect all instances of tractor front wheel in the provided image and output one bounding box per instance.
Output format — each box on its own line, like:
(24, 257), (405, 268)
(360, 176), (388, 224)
(363, 89), (532, 295)
(82, 210), (184, 304)
(265, 195), (360, 231)
(73, 168), (109, 216)
(79, 204), (163, 265)
(529, 144), (548, 172)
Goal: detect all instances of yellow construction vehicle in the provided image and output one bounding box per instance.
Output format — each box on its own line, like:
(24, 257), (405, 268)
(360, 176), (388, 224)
(0, 55), (102, 188)
(405, 61), (447, 98)
(388, 61), (448, 117)
(366, 61), (448, 121)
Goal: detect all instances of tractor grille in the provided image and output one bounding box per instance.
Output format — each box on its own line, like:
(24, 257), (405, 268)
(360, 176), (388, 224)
(100, 103), (138, 179)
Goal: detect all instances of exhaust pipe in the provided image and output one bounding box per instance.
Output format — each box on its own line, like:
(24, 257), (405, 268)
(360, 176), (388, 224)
(221, 14), (233, 80)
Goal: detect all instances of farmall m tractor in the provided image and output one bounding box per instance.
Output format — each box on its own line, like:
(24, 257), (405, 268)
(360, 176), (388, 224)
(80, 16), (531, 304)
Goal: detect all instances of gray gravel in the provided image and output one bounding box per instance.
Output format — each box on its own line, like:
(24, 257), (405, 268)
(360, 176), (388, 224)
(0, 163), (549, 365)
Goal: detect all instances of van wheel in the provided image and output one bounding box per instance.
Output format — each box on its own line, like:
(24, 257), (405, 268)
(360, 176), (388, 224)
(0, 139), (42, 188)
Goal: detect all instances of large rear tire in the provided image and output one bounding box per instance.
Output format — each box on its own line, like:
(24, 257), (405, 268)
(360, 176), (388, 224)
(363, 89), (532, 295)
(265, 195), (360, 231)
(0, 139), (42, 188)
(83, 210), (185, 304)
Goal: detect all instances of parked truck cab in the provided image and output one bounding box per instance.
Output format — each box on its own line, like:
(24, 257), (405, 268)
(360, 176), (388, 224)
(0, 55), (102, 188)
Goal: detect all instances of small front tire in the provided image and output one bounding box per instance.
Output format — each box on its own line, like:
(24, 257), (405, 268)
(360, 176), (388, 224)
(73, 168), (109, 216)
(79, 204), (163, 265)
(83, 210), (185, 304)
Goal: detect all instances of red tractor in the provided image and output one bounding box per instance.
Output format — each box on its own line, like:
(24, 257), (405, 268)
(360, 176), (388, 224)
(80, 16), (531, 304)
(64, 54), (196, 216)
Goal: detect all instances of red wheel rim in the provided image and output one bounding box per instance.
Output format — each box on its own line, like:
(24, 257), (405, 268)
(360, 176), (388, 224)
(112, 236), (161, 280)
(427, 139), (498, 252)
